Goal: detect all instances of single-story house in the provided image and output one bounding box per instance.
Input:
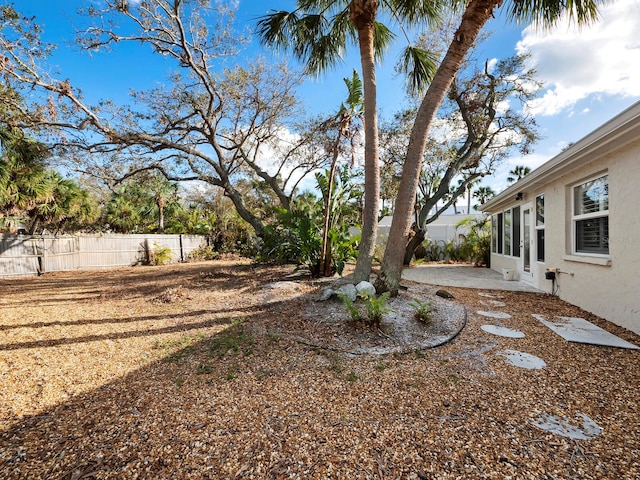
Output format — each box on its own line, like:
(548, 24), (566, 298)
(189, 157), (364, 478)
(482, 100), (640, 336)
(377, 212), (484, 245)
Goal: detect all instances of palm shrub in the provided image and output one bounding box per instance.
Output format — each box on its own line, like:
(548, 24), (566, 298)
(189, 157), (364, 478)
(338, 293), (363, 323)
(360, 292), (392, 329)
(409, 298), (434, 323)
(456, 216), (491, 266)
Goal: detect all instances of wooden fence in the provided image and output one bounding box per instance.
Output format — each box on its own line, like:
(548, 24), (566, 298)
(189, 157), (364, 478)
(0, 234), (208, 278)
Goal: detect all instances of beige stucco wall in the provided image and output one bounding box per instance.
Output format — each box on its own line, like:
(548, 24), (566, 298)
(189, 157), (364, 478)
(490, 138), (640, 335)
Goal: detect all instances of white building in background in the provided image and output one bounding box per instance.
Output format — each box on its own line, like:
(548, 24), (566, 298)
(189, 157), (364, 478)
(376, 211), (484, 246)
(482, 101), (640, 335)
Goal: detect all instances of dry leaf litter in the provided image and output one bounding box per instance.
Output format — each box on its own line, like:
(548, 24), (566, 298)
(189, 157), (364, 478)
(0, 260), (638, 479)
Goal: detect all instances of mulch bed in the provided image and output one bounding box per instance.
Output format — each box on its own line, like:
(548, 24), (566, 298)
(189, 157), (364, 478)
(1, 260), (639, 479)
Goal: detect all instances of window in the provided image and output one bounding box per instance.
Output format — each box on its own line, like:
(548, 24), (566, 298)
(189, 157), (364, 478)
(536, 195), (545, 262)
(573, 175), (609, 255)
(504, 210), (512, 256)
(491, 216), (497, 253)
(497, 213), (503, 254)
(512, 206), (521, 258)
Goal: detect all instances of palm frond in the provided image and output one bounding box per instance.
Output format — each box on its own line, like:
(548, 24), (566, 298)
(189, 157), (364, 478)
(508, 0), (602, 28)
(385, 0), (445, 26)
(373, 21), (396, 62)
(255, 10), (299, 50)
(398, 45), (439, 94)
(343, 69), (364, 112)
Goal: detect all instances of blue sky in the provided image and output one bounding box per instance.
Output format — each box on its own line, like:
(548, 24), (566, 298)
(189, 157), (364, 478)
(9, 0), (640, 201)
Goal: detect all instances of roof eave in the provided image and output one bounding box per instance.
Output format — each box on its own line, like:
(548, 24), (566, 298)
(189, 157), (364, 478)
(482, 100), (640, 213)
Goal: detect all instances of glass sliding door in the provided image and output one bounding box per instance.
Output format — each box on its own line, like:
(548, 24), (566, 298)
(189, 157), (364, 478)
(521, 204), (533, 281)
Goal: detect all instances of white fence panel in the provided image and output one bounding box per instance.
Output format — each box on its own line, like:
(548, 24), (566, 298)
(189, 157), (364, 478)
(0, 234), (208, 278)
(0, 235), (40, 277)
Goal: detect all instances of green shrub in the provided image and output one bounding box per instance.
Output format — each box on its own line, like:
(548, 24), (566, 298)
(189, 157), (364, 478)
(409, 298), (434, 323)
(188, 245), (219, 261)
(360, 291), (391, 329)
(151, 242), (173, 265)
(338, 293), (363, 323)
(456, 216), (491, 266)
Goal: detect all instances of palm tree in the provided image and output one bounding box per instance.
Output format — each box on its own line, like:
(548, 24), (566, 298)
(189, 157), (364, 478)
(507, 165), (531, 184)
(473, 185), (495, 209)
(376, 0), (604, 293)
(0, 127), (51, 218)
(320, 70), (364, 276)
(458, 175), (480, 214)
(257, 0), (441, 282)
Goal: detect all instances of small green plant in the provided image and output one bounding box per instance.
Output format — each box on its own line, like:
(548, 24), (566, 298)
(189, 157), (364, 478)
(409, 298), (435, 323)
(188, 245), (219, 261)
(209, 318), (253, 358)
(360, 291), (391, 329)
(196, 363), (214, 375)
(338, 293), (363, 322)
(375, 362), (389, 372)
(155, 333), (204, 363)
(150, 242), (173, 265)
(346, 370), (359, 382)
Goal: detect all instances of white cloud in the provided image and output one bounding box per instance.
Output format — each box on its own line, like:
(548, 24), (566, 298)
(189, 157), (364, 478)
(516, 0), (640, 116)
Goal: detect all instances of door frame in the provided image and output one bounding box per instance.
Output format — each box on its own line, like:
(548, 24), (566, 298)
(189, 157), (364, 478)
(520, 202), (534, 283)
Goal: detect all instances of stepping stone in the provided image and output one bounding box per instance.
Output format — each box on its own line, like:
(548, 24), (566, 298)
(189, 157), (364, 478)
(480, 300), (507, 307)
(481, 325), (525, 338)
(478, 292), (496, 298)
(498, 349), (546, 369)
(533, 314), (639, 350)
(532, 412), (602, 440)
(477, 310), (512, 319)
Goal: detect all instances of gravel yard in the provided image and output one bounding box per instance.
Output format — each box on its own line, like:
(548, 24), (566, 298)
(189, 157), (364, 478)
(1, 260), (638, 479)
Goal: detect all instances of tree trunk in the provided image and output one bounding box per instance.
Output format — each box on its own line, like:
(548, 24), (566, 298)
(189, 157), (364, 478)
(403, 226), (425, 266)
(320, 131), (343, 277)
(375, 0), (499, 294)
(351, 0), (380, 284)
(223, 182), (265, 238)
(156, 194), (165, 233)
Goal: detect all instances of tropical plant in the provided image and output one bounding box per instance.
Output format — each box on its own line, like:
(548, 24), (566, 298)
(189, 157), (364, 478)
(149, 242), (173, 266)
(360, 291), (392, 329)
(257, 0), (442, 283)
(459, 175), (481, 215)
(26, 171), (99, 234)
(507, 165), (532, 184)
(409, 298), (434, 323)
(339, 293), (363, 323)
(473, 185), (495, 208)
(319, 70), (364, 276)
(187, 245), (219, 261)
(456, 215), (491, 266)
(316, 164), (363, 274)
(0, 127), (50, 219)
(377, 0), (604, 293)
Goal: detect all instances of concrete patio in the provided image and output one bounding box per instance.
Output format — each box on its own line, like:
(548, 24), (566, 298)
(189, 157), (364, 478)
(402, 263), (542, 292)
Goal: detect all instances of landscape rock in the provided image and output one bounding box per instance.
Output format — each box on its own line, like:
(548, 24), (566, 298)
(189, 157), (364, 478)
(436, 289), (455, 299)
(317, 287), (334, 301)
(355, 281), (376, 298)
(336, 284), (357, 301)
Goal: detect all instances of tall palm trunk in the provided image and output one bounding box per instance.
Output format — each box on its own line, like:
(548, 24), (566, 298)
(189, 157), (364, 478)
(376, 0), (499, 293)
(156, 194), (165, 233)
(351, 0), (380, 284)
(320, 130), (343, 276)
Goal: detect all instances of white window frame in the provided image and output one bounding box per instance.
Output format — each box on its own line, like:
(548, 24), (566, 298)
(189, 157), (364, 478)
(503, 209), (512, 256)
(572, 174), (609, 257)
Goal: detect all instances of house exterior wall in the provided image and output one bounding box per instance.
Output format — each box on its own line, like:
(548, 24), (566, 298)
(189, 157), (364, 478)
(488, 137), (640, 335)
